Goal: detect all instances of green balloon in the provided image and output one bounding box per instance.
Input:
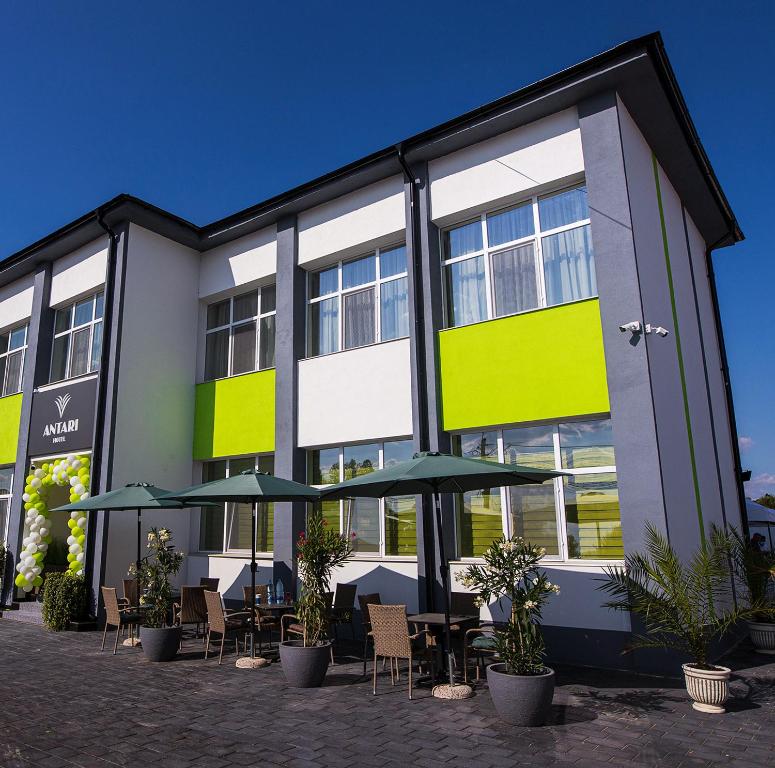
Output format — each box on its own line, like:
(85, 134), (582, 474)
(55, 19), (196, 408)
(34, 502), (45, 512)
(77, 535), (85, 546)
(28, 493), (40, 504)
(67, 519), (76, 529)
(23, 502), (33, 511)
(33, 552), (45, 563)
(72, 526), (84, 537)
(24, 485), (34, 495)
(43, 535), (52, 544)
(15, 574), (26, 587)
(69, 561), (80, 571)
(67, 553), (76, 562)
(32, 576), (43, 587)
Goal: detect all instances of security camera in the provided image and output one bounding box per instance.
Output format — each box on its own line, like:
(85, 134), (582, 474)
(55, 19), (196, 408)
(646, 324), (669, 337)
(619, 321), (642, 334)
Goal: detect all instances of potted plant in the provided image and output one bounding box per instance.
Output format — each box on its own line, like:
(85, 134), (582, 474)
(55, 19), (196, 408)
(728, 527), (775, 654)
(599, 523), (747, 714)
(279, 508), (352, 687)
(458, 536), (560, 726)
(133, 527), (184, 662)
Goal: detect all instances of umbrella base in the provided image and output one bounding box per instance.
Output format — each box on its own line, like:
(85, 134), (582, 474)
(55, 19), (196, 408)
(235, 656), (270, 669)
(432, 683), (474, 699)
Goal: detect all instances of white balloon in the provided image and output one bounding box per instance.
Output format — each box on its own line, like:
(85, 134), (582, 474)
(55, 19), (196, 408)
(23, 570), (34, 582)
(69, 476), (79, 487)
(39, 527), (48, 537)
(74, 484), (85, 496)
(16, 562), (24, 572)
(23, 556), (34, 568)
(66, 454), (75, 463)
(35, 515), (45, 525)
(30, 478), (41, 488)
(75, 569), (83, 577)
(80, 492), (90, 500)
(21, 536), (30, 547)
(77, 517), (87, 529)
(22, 493), (30, 502)
(29, 523), (39, 534)
(30, 532), (41, 544)
(31, 566), (41, 575)
(70, 511), (80, 520)
(68, 544), (80, 554)
(76, 553), (84, 563)
(67, 535), (75, 546)
(33, 468), (45, 479)
(27, 543), (37, 554)
(22, 584), (32, 593)
(37, 543), (47, 552)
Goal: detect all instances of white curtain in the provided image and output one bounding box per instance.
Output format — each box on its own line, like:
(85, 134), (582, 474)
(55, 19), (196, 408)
(542, 225), (597, 306)
(310, 296), (339, 355)
(344, 288), (375, 348)
(380, 277), (408, 340)
(492, 244), (538, 316)
(446, 256), (486, 326)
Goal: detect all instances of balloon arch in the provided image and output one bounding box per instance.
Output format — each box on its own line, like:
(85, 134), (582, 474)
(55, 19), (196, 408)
(14, 454), (91, 593)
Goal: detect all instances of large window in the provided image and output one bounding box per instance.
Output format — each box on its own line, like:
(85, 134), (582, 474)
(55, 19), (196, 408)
(0, 324), (28, 396)
(50, 293), (104, 382)
(308, 439), (416, 556)
(442, 185), (596, 327)
(198, 454), (274, 553)
(453, 417), (622, 561)
(0, 467), (12, 544)
(307, 244), (409, 357)
(204, 285), (276, 381)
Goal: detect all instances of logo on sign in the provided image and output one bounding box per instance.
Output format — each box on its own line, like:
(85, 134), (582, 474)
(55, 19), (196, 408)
(44, 391), (79, 443)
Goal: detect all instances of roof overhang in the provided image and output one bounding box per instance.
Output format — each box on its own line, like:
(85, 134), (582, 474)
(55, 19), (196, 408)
(0, 32), (741, 290)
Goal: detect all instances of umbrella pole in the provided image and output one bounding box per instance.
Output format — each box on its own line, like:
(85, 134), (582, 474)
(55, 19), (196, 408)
(250, 500), (257, 659)
(136, 509), (142, 603)
(434, 492), (455, 688)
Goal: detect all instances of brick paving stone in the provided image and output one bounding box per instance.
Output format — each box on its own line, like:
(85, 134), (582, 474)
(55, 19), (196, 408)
(1, 621), (774, 768)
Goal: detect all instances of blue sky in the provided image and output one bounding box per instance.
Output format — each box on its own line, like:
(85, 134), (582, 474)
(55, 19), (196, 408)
(1, 1), (772, 496)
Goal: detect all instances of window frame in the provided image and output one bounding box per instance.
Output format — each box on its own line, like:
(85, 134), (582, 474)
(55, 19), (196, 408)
(49, 293), (104, 383)
(197, 453), (275, 554)
(204, 285), (277, 382)
(0, 323), (28, 397)
(306, 243), (409, 357)
(441, 184), (593, 328)
(0, 466), (12, 545)
(307, 439), (417, 559)
(452, 418), (620, 564)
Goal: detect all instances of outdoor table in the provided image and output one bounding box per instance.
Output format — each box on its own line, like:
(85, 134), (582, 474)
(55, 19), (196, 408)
(407, 613), (479, 679)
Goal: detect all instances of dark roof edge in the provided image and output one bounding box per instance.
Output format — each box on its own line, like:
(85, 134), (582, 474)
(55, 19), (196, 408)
(1, 31), (742, 282)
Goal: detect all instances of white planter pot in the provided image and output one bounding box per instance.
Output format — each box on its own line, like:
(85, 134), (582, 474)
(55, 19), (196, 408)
(747, 621), (775, 655)
(682, 663), (731, 714)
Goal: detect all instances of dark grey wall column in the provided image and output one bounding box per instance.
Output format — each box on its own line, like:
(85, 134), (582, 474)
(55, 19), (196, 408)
(86, 224), (128, 610)
(273, 214), (306, 596)
(407, 158), (455, 612)
(578, 92), (667, 556)
(2, 265), (53, 605)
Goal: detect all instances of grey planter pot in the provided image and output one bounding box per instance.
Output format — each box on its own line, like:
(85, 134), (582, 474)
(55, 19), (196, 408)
(487, 664), (555, 726)
(279, 640), (332, 688)
(747, 621), (775, 655)
(140, 626), (182, 662)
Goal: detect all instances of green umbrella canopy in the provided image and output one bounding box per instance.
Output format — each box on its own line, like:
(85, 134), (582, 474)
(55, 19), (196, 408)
(320, 451), (564, 499)
(51, 483), (192, 512)
(160, 470), (321, 504)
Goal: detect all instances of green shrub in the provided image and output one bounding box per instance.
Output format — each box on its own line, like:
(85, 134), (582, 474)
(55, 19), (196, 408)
(41, 572), (88, 631)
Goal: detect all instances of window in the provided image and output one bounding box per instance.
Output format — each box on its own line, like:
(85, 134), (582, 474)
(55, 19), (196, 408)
(0, 467), (12, 544)
(204, 285), (276, 381)
(442, 185), (595, 327)
(307, 245), (409, 356)
(0, 324), (28, 396)
(453, 417), (622, 561)
(308, 438), (416, 556)
(198, 454), (274, 552)
(50, 294), (103, 382)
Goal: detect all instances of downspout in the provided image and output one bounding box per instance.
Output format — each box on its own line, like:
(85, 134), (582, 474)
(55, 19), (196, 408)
(397, 143), (435, 612)
(85, 208), (120, 604)
(705, 234), (749, 540)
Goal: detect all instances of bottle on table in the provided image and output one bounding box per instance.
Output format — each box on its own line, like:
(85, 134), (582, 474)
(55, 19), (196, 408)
(276, 579), (284, 605)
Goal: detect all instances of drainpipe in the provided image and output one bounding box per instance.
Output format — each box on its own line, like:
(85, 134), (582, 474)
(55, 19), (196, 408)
(85, 208), (120, 609)
(704, 234), (749, 540)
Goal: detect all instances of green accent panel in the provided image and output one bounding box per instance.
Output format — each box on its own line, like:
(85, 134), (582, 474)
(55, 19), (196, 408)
(193, 370), (275, 460)
(438, 300), (609, 431)
(0, 393), (22, 465)
(652, 153), (705, 544)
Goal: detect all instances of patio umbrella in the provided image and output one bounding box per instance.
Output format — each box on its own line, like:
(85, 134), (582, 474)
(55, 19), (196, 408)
(321, 451), (565, 690)
(52, 482), (195, 585)
(161, 471), (320, 660)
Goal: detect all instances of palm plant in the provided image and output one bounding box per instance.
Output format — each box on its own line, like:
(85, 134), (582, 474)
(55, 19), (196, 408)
(599, 523), (744, 669)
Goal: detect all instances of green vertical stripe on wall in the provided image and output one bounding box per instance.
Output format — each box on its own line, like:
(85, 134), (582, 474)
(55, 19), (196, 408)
(193, 369), (276, 460)
(0, 393), (22, 465)
(652, 153), (705, 545)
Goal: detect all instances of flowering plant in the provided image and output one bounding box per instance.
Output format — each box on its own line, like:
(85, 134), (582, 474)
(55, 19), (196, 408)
(129, 527), (184, 629)
(457, 536), (559, 675)
(295, 508), (353, 646)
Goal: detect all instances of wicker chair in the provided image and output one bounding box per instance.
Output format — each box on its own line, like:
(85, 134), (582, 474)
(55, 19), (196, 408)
(120, 578), (139, 608)
(100, 587), (143, 655)
(281, 592), (334, 662)
(357, 592), (381, 675)
(200, 577), (219, 592)
(173, 586), (208, 647)
(203, 590), (250, 664)
(242, 585), (279, 652)
(329, 583), (357, 641)
(369, 604), (435, 699)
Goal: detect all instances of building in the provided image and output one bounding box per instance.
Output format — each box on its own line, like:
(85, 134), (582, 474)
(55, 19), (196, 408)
(0, 33), (745, 669)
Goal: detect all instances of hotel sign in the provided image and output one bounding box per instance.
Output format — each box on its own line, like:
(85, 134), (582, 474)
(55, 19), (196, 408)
(28, 377), (97, 456)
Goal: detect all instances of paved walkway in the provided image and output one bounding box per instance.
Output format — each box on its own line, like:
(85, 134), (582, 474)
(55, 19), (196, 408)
(0, 620), (773, 768)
